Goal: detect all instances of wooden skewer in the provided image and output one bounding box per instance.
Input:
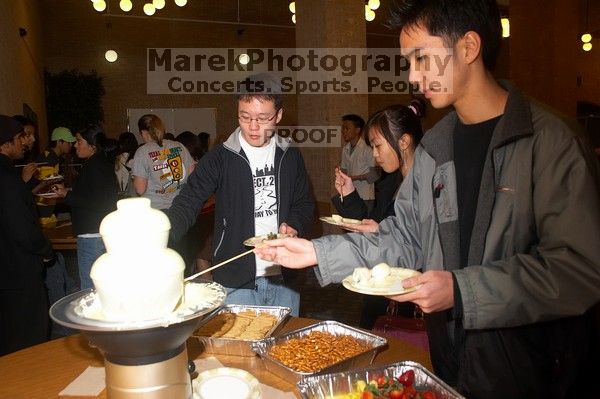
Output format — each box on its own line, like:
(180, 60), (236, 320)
(14, 162), (49, 167)
(184, 248), (255, 282)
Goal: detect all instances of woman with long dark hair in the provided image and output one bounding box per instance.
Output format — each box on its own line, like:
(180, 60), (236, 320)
(333, 99), (425, 233)
(52, 125), (118, 290)
(331, 100), (425, 329)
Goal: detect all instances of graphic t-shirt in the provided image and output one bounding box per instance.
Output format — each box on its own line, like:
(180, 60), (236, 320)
(239, 133), (280, 277)
(132, 139), (193, 210)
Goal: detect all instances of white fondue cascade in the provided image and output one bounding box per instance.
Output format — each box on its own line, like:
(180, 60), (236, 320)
(90, 197), (184, 321)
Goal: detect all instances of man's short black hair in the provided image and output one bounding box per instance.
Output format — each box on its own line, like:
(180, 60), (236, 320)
(389, 0), (502, 70)
(12, 115), (34, 127)
(236, 73), (283, 110)
(342, 114), (365, 130)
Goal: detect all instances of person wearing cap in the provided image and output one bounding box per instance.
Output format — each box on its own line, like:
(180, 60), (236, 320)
(37, 126), (76, 172)
(0, 115), (55, 355)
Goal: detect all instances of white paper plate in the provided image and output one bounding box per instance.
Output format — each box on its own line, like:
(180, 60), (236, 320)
(41, 174), (63, 181)
(36, 192), (60, 198)
(342, 268), (422, 296)
(192, 367), (260, 399)
(243, 233), (292, 247)
(319, 216), (362, 226)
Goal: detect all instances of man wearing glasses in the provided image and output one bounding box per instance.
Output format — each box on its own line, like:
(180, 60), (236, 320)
(166, 73), (314, 316)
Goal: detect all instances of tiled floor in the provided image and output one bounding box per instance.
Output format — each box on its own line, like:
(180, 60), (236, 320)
(296, 268), (364, 326)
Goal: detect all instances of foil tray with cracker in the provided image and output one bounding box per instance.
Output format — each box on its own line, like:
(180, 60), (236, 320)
(192, 304), (290, 357)
(297, 360), (464, 399)
(252, 320), (387, 383)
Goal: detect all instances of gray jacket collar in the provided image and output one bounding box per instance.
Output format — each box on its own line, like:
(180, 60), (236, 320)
(420, 81), (533, 163)
(223, 127), (293, 153)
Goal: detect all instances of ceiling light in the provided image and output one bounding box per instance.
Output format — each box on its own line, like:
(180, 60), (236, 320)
(143, 3), (156, 15)
(367, 0), (380, 10)
(292, 14), (296, 24)
(365, 6), (375, 22)
(583, 42), (592, 51)
(289, 2), (295, 14)
(119, 0), (133, 12)
(174, 0), (188, 6)
(501, 17), (510, 38)
(153, 0), (166, 9)
(238, 54), (250, 65)
(581, 33), (592, 43)
(105, 50), (118, 62)
(93, 0), (107, 12)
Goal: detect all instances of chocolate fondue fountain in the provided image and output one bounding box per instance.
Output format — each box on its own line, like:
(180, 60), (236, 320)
(50, 198), (226, 399)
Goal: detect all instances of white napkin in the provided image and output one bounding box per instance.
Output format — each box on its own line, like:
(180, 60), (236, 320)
(59, 366), (106, 397)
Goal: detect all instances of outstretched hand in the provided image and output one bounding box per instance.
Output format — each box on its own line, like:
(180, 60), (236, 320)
(387, 270), (455, 313)
(254, 237), (317, 269)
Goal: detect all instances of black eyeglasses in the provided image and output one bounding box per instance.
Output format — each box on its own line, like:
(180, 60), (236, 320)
(238, 110), (279, 125)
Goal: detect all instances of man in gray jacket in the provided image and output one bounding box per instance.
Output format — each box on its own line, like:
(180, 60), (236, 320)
(256, 0), (600, 397)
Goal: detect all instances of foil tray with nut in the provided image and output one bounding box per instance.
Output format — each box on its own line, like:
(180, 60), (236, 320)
(297, 360), (464, 399)
(192, 304), (290, 357)
(252, 320), (387, 383)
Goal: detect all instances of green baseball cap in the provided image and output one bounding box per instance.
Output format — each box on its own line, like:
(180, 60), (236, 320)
(51, 127), (76, 142)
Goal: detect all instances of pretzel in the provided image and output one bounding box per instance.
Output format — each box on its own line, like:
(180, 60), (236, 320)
(267, 331), (370, 372)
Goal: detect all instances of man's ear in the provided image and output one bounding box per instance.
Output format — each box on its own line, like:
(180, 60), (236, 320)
(461, 31), (482, 65)
(275, 108), (284, 124)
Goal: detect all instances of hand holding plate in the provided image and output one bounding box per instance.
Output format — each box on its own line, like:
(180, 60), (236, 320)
(339, 219), (379, 233)
(387, 270), (455, 313)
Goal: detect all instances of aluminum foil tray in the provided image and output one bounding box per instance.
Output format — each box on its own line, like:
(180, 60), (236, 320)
(192, 304), (290, 357)
(297, 360), (464, 399)
(253, 320), (387, 384)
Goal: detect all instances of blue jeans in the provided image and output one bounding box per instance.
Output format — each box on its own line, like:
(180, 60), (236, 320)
(77, 236), (106, 290)
(45, 253), (78, 304)
(225, 275), (300, 316)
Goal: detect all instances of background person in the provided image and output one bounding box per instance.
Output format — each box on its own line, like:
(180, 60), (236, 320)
(0, 115), (55, 355)
(332, 99), (426, 229)
(12, 115), (39, 183)
(166, 73), (314, 316)
(340, 114), (376, 211)
(333, 102), (425, 329)
(132, 115), (195, 210)
(52, 125), (118, 290)
(115, 131), (138, 197)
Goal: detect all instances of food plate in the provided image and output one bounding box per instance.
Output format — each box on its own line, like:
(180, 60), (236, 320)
(192, 305), (290, 357)
(297, 360), (465, 399)
(342, 267), (421, 296)
(192, 367), (260, 399)
(319, 216), (362, 226)
(36, 192), (60, 198)
(253, 320), (386, 383)
(243, 233), (292, 247)
(41, 174), (63, 181)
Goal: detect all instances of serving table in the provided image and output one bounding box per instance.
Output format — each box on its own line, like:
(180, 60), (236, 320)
(43, 221), (77, 250)
(0, 317), (431, 399)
